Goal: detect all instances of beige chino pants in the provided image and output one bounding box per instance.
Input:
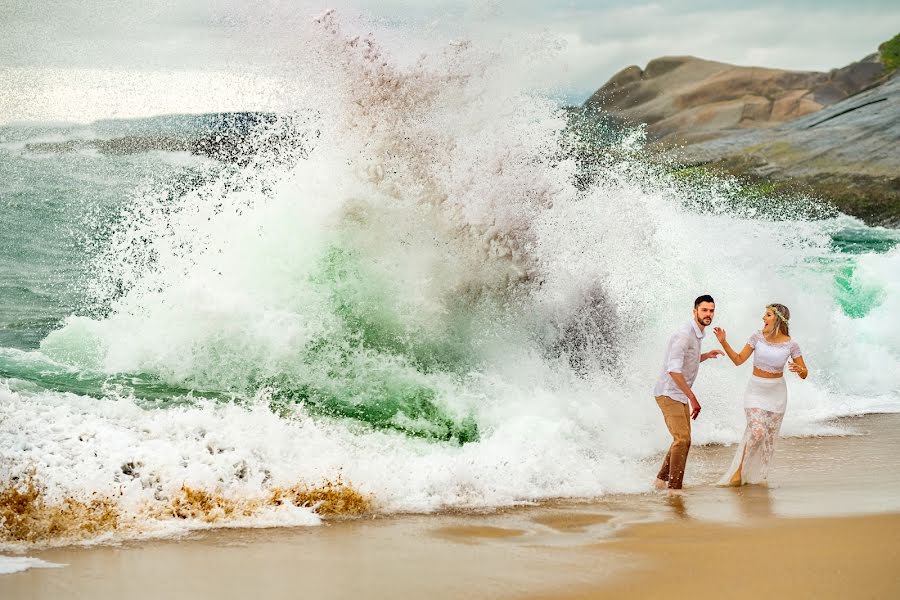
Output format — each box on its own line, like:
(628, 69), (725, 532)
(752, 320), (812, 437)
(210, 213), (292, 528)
(655, 395), (692, 489)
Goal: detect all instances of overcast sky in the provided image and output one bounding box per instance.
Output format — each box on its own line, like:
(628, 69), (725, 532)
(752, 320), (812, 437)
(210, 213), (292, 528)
(1, 1), (898, 123)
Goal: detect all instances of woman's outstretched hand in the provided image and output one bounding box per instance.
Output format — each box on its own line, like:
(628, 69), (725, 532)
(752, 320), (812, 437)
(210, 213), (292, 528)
(713, 326), (727, 344)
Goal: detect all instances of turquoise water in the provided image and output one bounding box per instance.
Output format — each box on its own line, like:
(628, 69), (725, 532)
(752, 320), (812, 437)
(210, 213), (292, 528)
(0, 126), (213, 349)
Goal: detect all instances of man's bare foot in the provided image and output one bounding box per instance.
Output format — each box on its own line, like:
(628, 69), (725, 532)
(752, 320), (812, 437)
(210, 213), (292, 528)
(667, 488), (684, 496)
(654, 478), (667, 490)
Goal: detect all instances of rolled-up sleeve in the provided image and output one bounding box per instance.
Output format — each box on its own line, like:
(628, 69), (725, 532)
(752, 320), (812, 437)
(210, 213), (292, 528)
(666, 334), (688, 373)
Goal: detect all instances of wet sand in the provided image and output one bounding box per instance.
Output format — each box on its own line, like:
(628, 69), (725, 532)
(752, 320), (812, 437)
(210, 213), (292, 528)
(535, 513), (900, 600)
(3, 413), (900, 600)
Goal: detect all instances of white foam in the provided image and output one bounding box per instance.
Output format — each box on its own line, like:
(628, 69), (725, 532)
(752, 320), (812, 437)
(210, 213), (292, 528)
(0, 555), (65, 575)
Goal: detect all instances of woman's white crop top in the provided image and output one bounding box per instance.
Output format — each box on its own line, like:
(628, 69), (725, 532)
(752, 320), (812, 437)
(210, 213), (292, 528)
(747, 331), (802, 374)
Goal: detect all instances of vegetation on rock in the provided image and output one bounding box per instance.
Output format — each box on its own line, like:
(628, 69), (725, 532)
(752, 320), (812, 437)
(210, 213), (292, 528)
(879, 33), (900, 73)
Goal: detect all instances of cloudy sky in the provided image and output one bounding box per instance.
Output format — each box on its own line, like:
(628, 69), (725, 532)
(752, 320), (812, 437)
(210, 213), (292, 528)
(1, 0), (898, 122)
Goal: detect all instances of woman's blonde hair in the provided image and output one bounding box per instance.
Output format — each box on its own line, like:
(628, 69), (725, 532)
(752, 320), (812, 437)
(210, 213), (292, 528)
(767, 303), (791, 336)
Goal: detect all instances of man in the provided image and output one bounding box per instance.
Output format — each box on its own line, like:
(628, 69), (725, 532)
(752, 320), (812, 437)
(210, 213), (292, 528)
(653, 295), (722, 494)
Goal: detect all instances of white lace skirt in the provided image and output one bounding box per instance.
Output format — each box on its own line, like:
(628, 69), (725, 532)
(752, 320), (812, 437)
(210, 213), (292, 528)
(719, 377), (787, 486)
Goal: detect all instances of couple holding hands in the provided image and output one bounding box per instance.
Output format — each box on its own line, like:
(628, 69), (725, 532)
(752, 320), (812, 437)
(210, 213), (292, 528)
(653, 295), (809, 493)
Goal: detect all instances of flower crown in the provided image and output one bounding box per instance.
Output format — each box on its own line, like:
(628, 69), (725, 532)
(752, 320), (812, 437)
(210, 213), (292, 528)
(768, 305), (789, 322)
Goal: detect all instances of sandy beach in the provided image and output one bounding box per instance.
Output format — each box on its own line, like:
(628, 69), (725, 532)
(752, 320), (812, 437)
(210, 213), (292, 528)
(2, 412), (899, 600)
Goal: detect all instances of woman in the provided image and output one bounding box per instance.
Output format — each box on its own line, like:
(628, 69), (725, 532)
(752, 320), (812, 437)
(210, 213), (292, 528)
(713, 303), (809, 486)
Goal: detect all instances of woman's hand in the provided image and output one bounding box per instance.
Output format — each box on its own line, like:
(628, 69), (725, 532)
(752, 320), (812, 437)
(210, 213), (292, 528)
(788, 359), (808, 379)
(715, 329), (753, 367)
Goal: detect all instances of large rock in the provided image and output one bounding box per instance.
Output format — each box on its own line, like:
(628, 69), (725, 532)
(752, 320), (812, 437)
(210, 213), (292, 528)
(585, 54), (885, 145)
(668, 73), (900, 226)
(582, 46), (899, 226)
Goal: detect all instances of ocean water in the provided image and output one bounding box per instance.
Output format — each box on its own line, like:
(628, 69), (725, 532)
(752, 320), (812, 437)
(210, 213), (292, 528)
(2, 15), (899, 546)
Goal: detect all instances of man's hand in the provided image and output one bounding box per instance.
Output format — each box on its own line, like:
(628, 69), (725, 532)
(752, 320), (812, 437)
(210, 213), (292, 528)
(701, 350), (724, 361)
(689, 397), (701, 420)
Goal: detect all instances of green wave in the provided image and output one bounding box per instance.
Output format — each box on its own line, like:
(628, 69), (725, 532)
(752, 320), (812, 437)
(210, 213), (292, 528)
(0, 242), (484, 444)
(834, 262), (885, 319)
(262, 245), (482, 443)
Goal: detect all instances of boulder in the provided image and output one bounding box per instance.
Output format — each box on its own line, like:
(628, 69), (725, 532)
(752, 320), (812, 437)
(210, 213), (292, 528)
(585, 54), (885, 145)
(669, 73), (900, 226)
(582, 44), (899, 226)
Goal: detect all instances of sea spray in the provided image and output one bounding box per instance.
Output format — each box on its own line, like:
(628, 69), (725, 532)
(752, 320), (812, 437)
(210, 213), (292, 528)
(1, 13), (899, 546)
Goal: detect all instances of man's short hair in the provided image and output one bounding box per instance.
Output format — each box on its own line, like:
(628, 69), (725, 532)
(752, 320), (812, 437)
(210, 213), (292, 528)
(694, 294), (715, 308)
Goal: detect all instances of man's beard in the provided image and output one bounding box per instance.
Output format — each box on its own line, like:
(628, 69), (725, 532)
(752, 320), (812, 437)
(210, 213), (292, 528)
(697, 317), (712, 326)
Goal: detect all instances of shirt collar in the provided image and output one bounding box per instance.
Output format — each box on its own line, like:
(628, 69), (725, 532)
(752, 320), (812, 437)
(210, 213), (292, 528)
(690, 320), (705, 339)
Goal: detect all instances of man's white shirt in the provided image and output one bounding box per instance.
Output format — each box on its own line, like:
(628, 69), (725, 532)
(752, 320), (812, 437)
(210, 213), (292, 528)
(652, 320), (705, 404)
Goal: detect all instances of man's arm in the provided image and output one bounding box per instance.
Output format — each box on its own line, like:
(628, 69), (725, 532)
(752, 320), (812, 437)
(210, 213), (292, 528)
(668, 371), (701, 420)
(700, 350), (724, 362)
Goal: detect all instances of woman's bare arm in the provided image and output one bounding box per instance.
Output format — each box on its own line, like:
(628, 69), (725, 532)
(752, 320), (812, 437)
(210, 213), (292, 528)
(713, 327), (753, 366)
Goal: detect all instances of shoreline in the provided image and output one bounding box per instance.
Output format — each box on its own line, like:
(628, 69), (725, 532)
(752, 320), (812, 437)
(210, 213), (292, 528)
(3, 412), (899, 599)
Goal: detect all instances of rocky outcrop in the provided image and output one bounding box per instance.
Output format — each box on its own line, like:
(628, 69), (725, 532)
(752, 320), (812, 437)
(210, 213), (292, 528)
(582, 42), (900, 226)
(585, 54), (886, 145)
(22, 112), (307, 166)
(668, 73), (900, 227)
